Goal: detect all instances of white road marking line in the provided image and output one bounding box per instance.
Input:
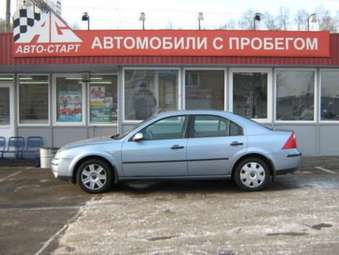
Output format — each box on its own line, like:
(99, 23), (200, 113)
(33, 197), (96, 255)
(0, 206), (82, 211)
(33, 212), (81, 255)
(315, 166), (336, 175)
(0, 171), (22, 183)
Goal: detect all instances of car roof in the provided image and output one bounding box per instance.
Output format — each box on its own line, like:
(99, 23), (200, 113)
(155, 110), (247, 121)
(156, 109), (229, 117)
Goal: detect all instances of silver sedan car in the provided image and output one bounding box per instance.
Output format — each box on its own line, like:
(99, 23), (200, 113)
(51, 110), (301, 193)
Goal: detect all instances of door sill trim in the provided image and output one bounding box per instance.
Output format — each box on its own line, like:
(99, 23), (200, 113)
(119, 175), (232, 181)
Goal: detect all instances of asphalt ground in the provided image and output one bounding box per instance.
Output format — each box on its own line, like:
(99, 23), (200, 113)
(1, 157), (339, 255)
(0, 167), (92, 255)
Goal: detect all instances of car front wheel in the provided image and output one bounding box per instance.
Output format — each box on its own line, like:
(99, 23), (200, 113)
(234, 157), (270, 191)
(76, 159), (114, 193)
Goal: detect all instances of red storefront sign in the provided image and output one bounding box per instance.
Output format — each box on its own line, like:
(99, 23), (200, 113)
(12, 11), (330, 58)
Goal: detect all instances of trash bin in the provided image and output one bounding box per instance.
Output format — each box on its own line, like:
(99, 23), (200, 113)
(40, 147), (58, 168)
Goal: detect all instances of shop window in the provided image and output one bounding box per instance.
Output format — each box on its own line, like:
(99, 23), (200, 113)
(0, 88), (10, 125)
(233, 72), (268, 119)
(19, 75), (49, 124)
(185, 70), (224, 110)
(276, 70), (315, 121)
(89, 75), (118, 124)
(124, 69), (178, 121)
(321, 71), (339, 121)
(55, 76), (83, 123)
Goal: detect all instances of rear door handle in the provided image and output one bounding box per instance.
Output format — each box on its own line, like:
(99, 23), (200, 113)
(171, 145), (185, 150)
(230, 141), (243, 146)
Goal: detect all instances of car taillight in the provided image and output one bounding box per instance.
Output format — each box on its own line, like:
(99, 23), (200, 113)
(282, 132), (297, 150)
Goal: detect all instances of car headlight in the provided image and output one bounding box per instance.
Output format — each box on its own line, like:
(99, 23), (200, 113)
(54, 148), (71, 159)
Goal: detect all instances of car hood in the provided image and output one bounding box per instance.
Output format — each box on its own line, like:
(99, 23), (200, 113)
(61, 137), (118, 150)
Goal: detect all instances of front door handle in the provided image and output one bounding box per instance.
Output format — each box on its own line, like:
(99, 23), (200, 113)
(230, 141), (243, 146)
(170, 145), (185, 150)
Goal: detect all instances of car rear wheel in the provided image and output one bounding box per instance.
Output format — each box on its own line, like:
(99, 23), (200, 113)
(76, 159), (114, 193)
(233, 157), (270, 191)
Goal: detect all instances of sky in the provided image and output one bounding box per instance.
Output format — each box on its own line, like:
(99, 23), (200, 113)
(1, 0), (339, 29)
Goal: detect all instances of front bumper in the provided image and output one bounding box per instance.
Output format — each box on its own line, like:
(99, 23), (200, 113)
(275, 167), (298, 175)
(51, 157), (73, 181)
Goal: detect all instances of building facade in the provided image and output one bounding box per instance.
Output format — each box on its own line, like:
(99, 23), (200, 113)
(1, 31), (339, 156)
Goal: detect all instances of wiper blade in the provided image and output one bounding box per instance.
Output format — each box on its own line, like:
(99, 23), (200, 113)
(110, 134), (120, 139)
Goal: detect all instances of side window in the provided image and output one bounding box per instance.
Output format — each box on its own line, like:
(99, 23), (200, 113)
(192, 115), (230, 138)
(230, 121), (243, 136)
(142, 116), (186, 140)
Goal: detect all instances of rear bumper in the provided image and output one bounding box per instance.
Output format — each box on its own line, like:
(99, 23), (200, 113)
(56, 175), (73, 182)
(271, 149), (302, 175)
(286, 152), (302, 158)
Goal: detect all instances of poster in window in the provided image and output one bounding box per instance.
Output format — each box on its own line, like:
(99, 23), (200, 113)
(90, 86), (113, 122)
(58, 90), (82, 122)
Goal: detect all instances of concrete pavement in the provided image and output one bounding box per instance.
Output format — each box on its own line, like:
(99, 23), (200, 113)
(1, 157), (339, 255)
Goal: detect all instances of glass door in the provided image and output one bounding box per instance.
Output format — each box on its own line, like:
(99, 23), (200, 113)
(0, 78), (15, 139)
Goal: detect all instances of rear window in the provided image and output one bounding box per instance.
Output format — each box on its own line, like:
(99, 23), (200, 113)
(192, 115), (243, 138)
(230, 121), (243, 136)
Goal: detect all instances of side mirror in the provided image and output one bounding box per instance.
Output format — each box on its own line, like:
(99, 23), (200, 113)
(132, 132), (144, 142)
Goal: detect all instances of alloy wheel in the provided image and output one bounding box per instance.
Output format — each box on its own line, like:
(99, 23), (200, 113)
(80, 163), (107, 191)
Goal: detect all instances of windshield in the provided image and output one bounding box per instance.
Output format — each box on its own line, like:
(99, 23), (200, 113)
(110, 115), (156, 139)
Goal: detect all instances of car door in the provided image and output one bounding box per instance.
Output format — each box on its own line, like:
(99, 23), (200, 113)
(187, 114), (246, 176)
(121, 115), (189, 177)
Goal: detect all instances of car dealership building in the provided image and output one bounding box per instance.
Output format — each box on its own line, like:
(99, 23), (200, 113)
(1, 9), (339, 156)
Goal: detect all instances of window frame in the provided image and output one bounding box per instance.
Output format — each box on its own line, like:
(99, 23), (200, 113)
(229, 68), (272, 123)
(319, 69), (339, 123)
(53, 73), (86, 126)
(87, 73), (119, 127)
(0, 75), (14, 128)
(122, 67), (181, 124)
(274, 68), (317, 124)
(183, 67), (227, 111)
(188, 114), (243, 139)
(136, 115), (189, 141)
(17, 73), (50, 127)
(0, 86), (10, 126)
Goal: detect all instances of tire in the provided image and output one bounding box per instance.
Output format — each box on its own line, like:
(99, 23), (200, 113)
(76, 158), (114, 193)
(233, 157), (270, 191)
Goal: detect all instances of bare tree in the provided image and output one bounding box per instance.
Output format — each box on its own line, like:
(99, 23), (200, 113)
(238, 9), (255, 29)
(320, 16), (336, 31)
(295, 10), (309, 31)
(263, 12), (277, 30)
(220, 19), (237, 29)
(276, 7), (290, 30)
(230, 6), (339, 32)
(316, 6), (337, 32)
